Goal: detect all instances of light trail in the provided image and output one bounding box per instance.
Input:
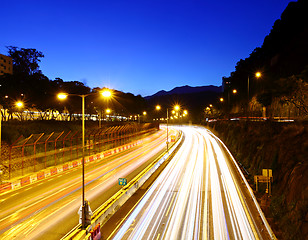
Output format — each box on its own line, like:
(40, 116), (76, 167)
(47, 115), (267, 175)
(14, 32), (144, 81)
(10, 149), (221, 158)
(0, 129), (178, 240)
(111, 125), (274, 240)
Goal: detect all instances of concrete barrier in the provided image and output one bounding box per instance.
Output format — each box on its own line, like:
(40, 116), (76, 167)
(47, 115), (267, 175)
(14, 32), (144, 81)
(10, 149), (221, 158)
(62, 132), (183, 240)
(0, 139), (143, 195)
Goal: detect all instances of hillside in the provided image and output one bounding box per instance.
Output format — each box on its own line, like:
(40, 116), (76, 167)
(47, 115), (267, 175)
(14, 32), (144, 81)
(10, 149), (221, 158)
(208, 121), (308, 239)
(145, 85), (222, 122)
(145, 85), (222, 99)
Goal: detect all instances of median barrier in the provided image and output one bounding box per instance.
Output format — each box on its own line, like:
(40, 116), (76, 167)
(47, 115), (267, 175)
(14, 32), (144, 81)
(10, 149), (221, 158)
(0, 183), (11, 192)
(21, 176), (30, 186)
(51, 168), (57, 175)
(78, 132), (183, 240)
(11, 180), (21, 190)
(44, 170), (51, 178)
(37, 171), (45, 180)
(30, 174), (37, 183)
(0, 139), (143, 195)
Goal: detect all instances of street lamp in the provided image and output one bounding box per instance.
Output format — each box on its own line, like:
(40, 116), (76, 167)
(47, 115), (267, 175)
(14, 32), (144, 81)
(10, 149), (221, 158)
(102, 89), (112, 98)
(155, 105), (169, 152)
(0, 100), (24, 180)
(100, 89), (112, 127)
(57, 91), (107, 229)
(247, 72), (261, 117)
(15, 101), (24, 108)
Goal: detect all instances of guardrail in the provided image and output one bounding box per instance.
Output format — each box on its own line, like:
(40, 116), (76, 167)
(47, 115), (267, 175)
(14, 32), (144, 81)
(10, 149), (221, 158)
(0, 139), (142, 194)
(1, 123), (157, 181)
(62, 131), (183, 240)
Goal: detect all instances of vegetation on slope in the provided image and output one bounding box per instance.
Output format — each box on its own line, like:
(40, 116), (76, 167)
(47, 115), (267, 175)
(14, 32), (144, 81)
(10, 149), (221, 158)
(208, 121), (308, 240)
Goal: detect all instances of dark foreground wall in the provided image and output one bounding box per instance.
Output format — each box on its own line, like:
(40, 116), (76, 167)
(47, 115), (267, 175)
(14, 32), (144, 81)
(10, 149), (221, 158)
(207, 120), (308, 240)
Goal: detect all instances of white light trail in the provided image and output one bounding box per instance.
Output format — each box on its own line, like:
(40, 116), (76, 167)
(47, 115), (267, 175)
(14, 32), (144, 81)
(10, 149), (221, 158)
(111, 126), (275, 240)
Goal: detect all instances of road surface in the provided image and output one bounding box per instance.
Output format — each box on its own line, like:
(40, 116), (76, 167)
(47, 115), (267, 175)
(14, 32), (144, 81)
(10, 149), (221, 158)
(0, 128), (176, 240)
(110, 125), (275, 240)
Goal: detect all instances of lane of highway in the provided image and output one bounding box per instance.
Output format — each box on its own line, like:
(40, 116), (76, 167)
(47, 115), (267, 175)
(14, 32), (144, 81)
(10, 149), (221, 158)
(0, 128), (177, 240)
(110, 126), (274, 240)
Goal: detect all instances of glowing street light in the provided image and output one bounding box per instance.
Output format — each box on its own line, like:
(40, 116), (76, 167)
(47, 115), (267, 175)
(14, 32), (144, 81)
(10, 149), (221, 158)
(100, 89), (112, 127)
(232, 89), (237, 94)
(247, 72), (262, 117)
(143, 111), (147, 116)
(174, 105), (180, 111)
(1, 100), (24, 178)
(102, 89), (112, 98)
(155, 105), (169, 152)
(1, 100), (24, 173)
(106, 108), (111, 114)
(57, 91), (109, 229)
(57, 93), (68, 100)
(220, 98), (224, 102)
(15, 101), (24, 108)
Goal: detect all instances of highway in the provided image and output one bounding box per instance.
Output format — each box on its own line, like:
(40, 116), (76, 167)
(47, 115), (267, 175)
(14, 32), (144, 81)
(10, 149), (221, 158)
(0, 129), (176, 240)
(110, 126), (275, 240)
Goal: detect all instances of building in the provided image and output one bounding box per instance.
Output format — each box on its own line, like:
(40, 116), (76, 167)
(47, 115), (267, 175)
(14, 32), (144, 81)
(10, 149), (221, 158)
(0, 54), (13, 75)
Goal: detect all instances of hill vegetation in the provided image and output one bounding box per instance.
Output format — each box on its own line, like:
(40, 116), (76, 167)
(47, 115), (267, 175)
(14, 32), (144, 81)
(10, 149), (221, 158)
(208, 120), (307, 240)
(221, 0), (308, 119)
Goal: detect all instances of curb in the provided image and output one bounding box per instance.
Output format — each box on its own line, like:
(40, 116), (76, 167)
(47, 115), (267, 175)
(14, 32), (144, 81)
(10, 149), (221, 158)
(0, 140), (142, 194)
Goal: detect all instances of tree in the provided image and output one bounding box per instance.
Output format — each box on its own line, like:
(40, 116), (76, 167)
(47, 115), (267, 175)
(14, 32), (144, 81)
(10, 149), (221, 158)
(6, 46), (44, 76)
(279, 76), (308, 116)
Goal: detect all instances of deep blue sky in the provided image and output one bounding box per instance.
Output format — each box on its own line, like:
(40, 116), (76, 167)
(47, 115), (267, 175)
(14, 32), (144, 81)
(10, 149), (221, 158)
(1, 0), (293, 96)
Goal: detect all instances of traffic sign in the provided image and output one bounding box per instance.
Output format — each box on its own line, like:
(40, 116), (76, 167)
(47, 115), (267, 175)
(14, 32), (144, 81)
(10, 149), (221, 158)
(118, 178), (127, 186)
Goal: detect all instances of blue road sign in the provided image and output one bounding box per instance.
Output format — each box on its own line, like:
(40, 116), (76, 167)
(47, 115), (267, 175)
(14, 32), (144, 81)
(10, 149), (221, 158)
(118, 178), (127, 186)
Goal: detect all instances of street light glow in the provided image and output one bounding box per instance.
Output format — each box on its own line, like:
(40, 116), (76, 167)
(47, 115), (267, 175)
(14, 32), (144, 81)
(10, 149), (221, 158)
(220, 98), (224, 102)
(101, 89), (112, 98)
(15, 101), (24, 108)
(57, 93), (68, 100)
(106, 108), (111, 114)
(233, 89), (237, 94)
(143, 111), (147, 116)
(156, 105), (161, 110)
(255, 72), (261, 78)
(174, 105), (180, 111)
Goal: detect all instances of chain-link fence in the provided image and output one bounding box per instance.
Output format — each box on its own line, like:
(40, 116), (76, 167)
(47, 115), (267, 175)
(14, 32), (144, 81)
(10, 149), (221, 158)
(1, 123), (158, 180)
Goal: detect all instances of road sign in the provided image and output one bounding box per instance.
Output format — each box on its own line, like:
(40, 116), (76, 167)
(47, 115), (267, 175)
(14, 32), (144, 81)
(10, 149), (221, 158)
(262, 169), (272, 177)
(118, 178), (127, 186)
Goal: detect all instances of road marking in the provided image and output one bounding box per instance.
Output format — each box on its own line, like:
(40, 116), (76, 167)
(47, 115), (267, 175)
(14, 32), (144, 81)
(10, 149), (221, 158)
(156, 233), (160, 240)
(165, 193), (176, 217)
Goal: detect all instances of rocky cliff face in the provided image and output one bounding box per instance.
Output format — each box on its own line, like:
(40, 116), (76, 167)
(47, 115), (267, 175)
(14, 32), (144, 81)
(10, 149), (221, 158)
(208, 121), (308, 240)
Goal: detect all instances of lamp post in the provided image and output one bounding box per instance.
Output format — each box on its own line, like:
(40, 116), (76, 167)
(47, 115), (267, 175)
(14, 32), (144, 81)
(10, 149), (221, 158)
(57, 91), (109, 229)
(0, 104), (2, 184)
(248, 72), (261, 117)
(155, 105), (169, 152)
(99, 89), (112, 128)
(166, 108), (169, 152)
(58, 93), (87, 228)
(0, 100), (24, 183)
(227, 89), (237, 117)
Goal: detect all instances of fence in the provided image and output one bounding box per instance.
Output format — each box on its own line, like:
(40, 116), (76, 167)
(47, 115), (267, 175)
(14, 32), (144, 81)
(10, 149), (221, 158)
(1, 123), (158, 181)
